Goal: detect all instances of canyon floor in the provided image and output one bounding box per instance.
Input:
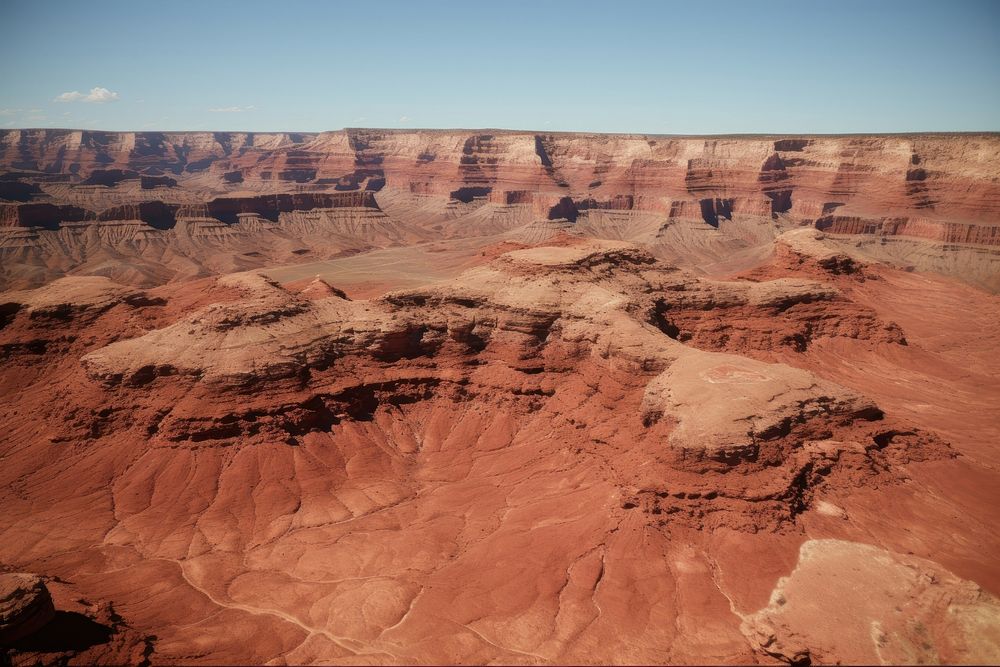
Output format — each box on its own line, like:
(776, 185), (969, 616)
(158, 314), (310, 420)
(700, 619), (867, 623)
(1, 129), (999, 665)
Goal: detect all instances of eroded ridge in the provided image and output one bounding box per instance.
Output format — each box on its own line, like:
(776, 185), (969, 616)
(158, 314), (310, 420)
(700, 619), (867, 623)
(2, 234), (985, 665)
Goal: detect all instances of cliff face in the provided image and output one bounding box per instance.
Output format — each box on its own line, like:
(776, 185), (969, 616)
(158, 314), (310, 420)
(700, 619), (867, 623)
(1, 129), (998, 290)
(3, 129), (997, 218)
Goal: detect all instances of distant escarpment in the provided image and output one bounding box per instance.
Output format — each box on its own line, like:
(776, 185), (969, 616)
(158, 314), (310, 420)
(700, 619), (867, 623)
(1, 129), (998, 290)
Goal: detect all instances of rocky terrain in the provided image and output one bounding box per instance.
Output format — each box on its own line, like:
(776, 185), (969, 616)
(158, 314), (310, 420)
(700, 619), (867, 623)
(2, 129), (999, 291)
(1, 129), (999, 665)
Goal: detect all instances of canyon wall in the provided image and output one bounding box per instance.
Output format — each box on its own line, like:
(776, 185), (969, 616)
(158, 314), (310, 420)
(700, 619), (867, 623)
(1, 129), (998, 289)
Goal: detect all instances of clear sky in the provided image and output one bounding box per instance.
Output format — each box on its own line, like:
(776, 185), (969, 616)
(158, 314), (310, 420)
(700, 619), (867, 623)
(1, 0), (998, 134)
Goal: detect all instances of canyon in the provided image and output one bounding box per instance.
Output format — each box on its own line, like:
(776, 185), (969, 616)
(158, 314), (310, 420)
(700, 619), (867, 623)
(2, 129), (999, 292)
(1, 129), (999, 665)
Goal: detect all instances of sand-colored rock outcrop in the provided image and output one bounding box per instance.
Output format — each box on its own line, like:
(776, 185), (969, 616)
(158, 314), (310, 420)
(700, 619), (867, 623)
(641, 352), (879, 463)
(742, 539), (1000, 665)
(1, 275), (155, 318)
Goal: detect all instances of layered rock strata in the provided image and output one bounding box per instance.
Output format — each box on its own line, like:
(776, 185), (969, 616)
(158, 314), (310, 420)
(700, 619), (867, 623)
(2, 130), (997, 290)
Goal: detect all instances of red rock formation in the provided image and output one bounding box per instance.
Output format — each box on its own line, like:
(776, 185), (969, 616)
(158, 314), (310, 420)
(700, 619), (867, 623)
(0, 574), (55, 645)
(1, 129), (999, 665)
(1, 129), (998, 291)
(1, 234), (998, 664)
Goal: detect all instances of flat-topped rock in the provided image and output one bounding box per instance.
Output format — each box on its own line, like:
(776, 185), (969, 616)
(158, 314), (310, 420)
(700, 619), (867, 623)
(1, 275), (149, 317)
(498, 240), (646, 268)
(743, 539), (1000, 665)
(642, 350), (878, 462)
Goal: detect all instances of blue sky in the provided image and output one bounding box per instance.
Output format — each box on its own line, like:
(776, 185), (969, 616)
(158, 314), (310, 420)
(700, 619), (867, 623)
(1, 0), (998, 133)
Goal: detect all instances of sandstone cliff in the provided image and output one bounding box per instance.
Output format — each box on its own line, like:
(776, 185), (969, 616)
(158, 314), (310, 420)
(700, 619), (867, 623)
(2, 129), (998, 290)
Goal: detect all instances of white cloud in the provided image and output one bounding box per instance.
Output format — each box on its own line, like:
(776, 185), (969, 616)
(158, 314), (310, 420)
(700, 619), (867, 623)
(0, 108), (21, 116)
(54, 87), (120, 103)
(398, 115), (410, 123)
(208, 105), (255, 113)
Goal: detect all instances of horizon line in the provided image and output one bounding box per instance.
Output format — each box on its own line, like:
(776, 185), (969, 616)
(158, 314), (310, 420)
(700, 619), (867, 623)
(3, 126), (1000, 139)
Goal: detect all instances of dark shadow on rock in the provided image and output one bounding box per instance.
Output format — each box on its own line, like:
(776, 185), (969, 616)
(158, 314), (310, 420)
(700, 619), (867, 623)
(7, 612), (112, 652)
